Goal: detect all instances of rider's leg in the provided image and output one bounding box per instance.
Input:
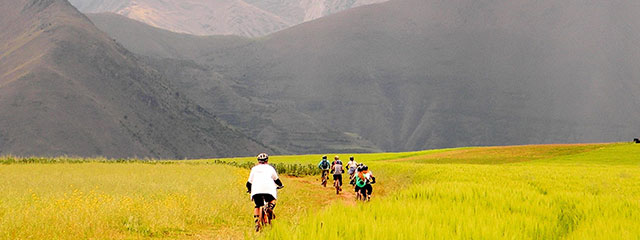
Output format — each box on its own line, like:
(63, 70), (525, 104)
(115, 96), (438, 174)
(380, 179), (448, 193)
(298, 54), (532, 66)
(252, 195), (264, 226)
(267, 200), (277, 212)
(253, 207), (260, 225)
(359, 187), (367, 200)
(365, 184), (373, 200)
(264, 194), (277, 218)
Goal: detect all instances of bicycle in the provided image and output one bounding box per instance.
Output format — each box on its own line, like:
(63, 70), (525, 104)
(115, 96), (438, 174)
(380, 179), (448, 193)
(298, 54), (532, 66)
(251, 186), (283, 232)
(333, 176), (342, 195)
(355, 181), (375, 202)
(320, 170), (328, 187)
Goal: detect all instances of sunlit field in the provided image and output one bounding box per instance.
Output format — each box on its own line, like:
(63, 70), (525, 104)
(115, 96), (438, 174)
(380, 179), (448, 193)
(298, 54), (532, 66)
(1, 143), (639, 239)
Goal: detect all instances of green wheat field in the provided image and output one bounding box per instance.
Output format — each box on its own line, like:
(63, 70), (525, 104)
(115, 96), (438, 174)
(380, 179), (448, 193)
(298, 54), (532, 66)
(1, 143), (639, 239)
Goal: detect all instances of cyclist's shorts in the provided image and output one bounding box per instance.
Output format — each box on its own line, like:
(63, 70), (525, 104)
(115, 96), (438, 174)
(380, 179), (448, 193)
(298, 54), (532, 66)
(359, 184), (373, 195)
(252, 193), (275, 208)
(333, 174), (343, 185)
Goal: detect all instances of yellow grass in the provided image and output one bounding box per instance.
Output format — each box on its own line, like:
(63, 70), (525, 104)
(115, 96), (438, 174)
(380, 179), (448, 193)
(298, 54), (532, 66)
(1, 142), (639, 239)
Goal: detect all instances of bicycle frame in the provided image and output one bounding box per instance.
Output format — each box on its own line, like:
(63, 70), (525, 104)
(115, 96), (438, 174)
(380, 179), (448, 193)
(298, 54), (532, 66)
(334, 176), (342, 194)
(256, 203), (273, 231)
(253, 187), (282, 232)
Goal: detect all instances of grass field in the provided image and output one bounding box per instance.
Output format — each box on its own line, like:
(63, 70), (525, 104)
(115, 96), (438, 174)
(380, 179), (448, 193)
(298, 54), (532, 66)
(1, 143), (639, 239)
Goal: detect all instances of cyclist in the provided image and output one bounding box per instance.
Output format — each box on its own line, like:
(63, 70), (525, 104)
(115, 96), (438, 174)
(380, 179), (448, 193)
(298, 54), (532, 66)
(346, 156), (358, 184)
(354, 164), (376, 201)
(246, 153), (284, 231)
(332, 157), (344, 192)
(331, 155), (343, 167)
(318, 155), (331, 186)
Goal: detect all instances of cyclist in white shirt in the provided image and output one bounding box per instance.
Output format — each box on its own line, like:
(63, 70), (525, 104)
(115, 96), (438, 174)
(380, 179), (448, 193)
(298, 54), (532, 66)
(246, 153), (283, 229)
(346, 156), (358, 184)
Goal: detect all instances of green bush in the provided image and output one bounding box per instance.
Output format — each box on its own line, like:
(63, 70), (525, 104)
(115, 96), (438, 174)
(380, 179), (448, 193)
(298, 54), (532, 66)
(211, 160), (318, 177)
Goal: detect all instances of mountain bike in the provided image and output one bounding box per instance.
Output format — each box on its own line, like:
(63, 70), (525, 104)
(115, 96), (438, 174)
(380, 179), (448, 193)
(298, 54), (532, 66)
(356, 180), (375, 202)
(251, 186), (283, 232)
(321, 170), (328, 187)
(349, 171), (356, 186)
(333, 176), (342, 195)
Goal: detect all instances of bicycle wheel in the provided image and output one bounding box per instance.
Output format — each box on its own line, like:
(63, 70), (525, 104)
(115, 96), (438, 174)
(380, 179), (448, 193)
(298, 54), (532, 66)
(321, 172), (327, 187)
(263, 207), (271, 225)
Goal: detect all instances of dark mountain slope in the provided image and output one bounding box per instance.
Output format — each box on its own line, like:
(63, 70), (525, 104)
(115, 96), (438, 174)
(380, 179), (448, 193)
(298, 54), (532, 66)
(0, 0), (267, 158)
(211, 0), (640, 150)
(90, 0), (640, 151)
(88, 13), (381, 154)
(86, 13), (252, 60)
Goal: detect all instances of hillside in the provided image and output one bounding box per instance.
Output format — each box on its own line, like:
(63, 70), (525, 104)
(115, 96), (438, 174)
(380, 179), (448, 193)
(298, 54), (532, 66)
(89, 0), (640, 152)
(0, 0), (268, 158)
(68, 0), (387, 37)
(87, 13), (382, 155)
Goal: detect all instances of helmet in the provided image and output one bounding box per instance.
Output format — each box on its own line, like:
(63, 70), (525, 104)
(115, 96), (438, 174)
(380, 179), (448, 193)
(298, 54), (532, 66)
(356, 163), (364, 171)
(322, 155), (327, 159)
(362, 165), (368, 171)
(334, 155), (339, 160)
(349, 156), (354, 161)
(257, 153), (269, 162)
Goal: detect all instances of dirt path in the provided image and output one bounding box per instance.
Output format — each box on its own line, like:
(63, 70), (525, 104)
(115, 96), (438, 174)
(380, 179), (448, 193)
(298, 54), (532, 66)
(286, 175), (356, 206)
(188, 174), (357, 239)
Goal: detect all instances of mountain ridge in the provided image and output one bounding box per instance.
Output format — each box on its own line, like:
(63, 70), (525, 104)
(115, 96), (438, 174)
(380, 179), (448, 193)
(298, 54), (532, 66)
(88, 0), (640, 152)
(0, 0), (269, 158)
(68, 0), (388, 37)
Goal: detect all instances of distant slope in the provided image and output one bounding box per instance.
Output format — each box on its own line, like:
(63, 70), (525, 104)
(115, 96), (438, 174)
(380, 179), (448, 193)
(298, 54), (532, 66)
(0, 0), (268, 158)
(211, 0), (640, 150)
(68, 0), (387, 37)
(87, 13), (381, 154)
(91, 0), (640, 152)
(86, 13), (252, 60)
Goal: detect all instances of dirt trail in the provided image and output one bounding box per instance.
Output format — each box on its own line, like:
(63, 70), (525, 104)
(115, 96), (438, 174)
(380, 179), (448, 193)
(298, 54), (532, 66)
(286, 175), (356, 206)
(189, 175), (358, 239)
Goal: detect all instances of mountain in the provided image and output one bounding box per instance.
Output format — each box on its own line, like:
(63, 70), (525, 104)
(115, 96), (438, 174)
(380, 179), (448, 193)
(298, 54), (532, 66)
(90, 0), (640, 152)
(67, 0), (387, 37)
(86, 13), (382, 154)
(0, 0), (268, 158)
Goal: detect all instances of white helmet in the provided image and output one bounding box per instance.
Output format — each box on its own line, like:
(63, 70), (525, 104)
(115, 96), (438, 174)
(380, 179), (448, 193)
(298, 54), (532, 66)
(257, 153), (269, 162)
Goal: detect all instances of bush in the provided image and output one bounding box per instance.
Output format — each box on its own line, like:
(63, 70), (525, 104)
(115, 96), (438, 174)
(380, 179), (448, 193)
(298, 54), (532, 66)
(211, 160), (319, 177)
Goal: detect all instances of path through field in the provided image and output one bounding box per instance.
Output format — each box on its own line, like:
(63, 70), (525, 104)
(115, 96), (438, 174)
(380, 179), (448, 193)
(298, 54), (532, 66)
(288, 176), (357, 206)
(183, 173), (358, 239)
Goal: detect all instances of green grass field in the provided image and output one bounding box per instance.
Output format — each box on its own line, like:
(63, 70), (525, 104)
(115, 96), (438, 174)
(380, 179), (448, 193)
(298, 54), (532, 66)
(1, 143), (639, 239)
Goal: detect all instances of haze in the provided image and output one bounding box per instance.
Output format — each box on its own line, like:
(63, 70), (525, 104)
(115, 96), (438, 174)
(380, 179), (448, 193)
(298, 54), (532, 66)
(1, 0), (639, 158)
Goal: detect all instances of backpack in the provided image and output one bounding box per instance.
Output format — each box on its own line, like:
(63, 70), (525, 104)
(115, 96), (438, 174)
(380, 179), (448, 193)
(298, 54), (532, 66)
(321, 160), (329, 169)
(355, 175), (366, 188)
